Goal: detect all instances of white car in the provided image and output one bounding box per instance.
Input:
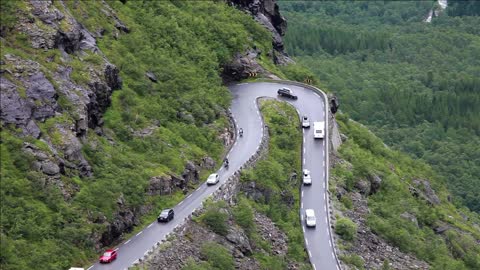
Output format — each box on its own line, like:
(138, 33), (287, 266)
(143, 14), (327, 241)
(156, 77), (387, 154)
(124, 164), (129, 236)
(305, 209), (316, 227)
(206, 173), (219, 185)
(302, 115), (310, 128)
(303, 169), (312, 185)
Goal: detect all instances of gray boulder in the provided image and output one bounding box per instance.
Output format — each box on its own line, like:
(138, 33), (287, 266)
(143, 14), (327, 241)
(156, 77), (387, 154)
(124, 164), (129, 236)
(41, 160), (60, 175)
(226, 227), (252, 255)
(0, 78), (31, 125)
(369, 174), (382, 194)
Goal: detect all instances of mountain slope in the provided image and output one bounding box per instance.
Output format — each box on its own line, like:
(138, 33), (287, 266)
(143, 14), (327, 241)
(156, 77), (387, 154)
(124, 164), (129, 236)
(0, 1), (282, 269)
(331, 113), (480, 269)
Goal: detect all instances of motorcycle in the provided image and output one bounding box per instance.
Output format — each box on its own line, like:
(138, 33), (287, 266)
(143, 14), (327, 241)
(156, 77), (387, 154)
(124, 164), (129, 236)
(224, 159), (229, 169)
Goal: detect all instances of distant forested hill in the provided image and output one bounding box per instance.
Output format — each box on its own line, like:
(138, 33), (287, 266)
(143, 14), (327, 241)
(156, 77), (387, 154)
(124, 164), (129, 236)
(279, 1), (480, 212)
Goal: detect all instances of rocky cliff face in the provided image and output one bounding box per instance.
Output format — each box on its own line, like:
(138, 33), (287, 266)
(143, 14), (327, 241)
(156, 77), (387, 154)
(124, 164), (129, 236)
(1, 0), (225, 251)
(228, 0), (291, 65)
(222, 0), (292, 82)
(1, 0), (122, 195)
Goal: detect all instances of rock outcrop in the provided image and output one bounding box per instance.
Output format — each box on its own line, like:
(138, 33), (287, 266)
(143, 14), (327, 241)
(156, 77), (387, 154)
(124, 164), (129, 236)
(147, 158), (216, 196)
(1, 0), (124, 246)
(412, 179), (441, 205)
(222, 0), (293, 82)
(227, 0), (292, 65)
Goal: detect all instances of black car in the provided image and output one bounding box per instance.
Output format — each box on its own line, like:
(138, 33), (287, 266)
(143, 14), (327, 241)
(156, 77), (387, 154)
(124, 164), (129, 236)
(157, 209), (174, 222)
(277, 87), (298, 100)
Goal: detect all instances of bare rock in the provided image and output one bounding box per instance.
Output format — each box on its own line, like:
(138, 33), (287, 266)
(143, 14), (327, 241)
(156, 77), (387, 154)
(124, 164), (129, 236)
(145, 71), (158, 83)
(41, 160), (60, 175)
(330, 116), (343, 153)
(200, 156), (216, 170)
(242, 181), (272, 203)
(100, 196), (139, 246)
(254, 212), (288, 255)
(24, 72), (58, 121)
(0, 77), (31, 126)
(226, 227), (252, 255)
(104, 64), (122, 91)
(412, 179), (441, 205)
(355, 179), (371, 195)
(219, 127), (234, 146)
(369, 174), (382, 194)
(336, 186), (348, 200)
(222, 49), (265, 82)
(182, 161), (199, 185)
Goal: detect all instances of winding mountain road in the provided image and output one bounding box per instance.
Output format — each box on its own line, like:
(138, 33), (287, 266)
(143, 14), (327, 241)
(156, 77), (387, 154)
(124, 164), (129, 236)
(89, 81), (339, 270)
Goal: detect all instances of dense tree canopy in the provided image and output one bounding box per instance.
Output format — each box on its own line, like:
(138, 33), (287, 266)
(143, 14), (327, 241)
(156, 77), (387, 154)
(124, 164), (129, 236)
(280, 0), (480, 212)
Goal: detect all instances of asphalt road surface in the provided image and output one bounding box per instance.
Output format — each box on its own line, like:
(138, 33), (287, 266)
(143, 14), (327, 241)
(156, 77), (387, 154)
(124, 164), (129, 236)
(89, 81), (338, 270)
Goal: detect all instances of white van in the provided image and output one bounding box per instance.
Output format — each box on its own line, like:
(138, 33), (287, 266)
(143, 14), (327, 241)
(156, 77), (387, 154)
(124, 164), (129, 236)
(313, 121), (325, 139)
(305, 209), (316, 227)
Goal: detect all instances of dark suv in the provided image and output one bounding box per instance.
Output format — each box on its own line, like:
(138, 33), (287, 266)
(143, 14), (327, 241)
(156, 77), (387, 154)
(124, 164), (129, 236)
(277, 87), (298, 100)
(157, 209), (174, 222)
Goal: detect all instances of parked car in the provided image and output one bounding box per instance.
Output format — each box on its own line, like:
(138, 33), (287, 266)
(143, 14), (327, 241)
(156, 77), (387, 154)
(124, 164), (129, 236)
(157, 208), (174, 222)
(277, 87), (298, 100)
(303, 169), (312, 185)
(206, 173), (220, 185)
(99, 249), (117, 263)
(305, 209), (316, 228)
(302, 115), (310, 128)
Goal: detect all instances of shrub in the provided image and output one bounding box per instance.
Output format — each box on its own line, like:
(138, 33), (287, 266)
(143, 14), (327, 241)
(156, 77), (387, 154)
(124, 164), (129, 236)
(340, 195), (353, 209)
(335, 217), (357, 241)
(340, 254), (365, 269)
(200, 242), (235, 270)
(182, 257), (211, 270)
(233, 197), (255, 234)
(201, 207), (229, 236)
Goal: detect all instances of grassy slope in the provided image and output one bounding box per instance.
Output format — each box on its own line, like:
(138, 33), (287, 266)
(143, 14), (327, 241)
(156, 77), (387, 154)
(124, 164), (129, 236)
(0, 1), (278, 269)
(332, 113), (480, 269)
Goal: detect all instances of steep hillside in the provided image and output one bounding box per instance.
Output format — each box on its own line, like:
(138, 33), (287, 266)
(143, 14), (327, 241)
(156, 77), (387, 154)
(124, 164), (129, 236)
(331, 113), (480, 269)
(0, 1), (286, 269)
(139, 100), (309, 269)
(280, 1), (480, 213)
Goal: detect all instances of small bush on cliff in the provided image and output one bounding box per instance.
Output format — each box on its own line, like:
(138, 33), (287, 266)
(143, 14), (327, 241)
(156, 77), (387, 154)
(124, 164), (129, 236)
(340, 254), (365, 270)
(335, 217), (357, 241)
(200, 242), (235, 270)
(233, 197), (255, 234)
(182, 258), (211, 270)
(201, 202), (229, 236)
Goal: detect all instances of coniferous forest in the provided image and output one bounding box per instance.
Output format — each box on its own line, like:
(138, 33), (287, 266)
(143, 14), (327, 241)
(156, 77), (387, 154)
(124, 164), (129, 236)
(280, 1), (480, 213)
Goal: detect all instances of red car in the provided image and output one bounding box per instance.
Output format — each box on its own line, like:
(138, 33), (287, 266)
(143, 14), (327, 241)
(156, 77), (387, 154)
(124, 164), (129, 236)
(99, 249), (117, 263)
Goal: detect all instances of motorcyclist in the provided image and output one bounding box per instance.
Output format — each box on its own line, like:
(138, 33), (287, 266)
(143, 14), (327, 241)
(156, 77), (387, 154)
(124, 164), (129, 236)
(224, 158), (229, 167)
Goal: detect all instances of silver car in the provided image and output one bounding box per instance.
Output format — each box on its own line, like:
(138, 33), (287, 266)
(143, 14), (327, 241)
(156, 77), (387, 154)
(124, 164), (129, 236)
(303, 169), (312, 185)
(302, 115), (310, 128)
(206, 173), (219, 185)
